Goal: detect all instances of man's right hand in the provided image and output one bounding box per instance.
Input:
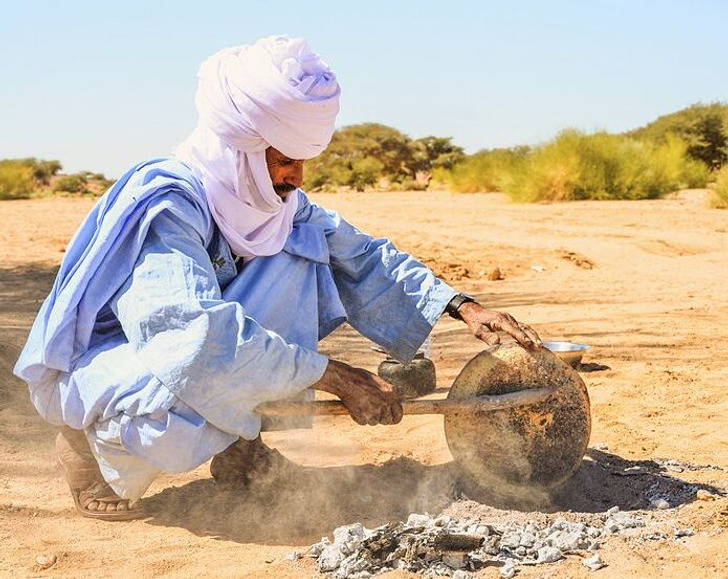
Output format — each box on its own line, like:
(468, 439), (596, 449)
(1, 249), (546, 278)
(312, 359), (403, 426)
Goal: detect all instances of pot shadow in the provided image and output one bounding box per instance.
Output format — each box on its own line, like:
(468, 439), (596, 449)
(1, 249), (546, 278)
(551, 449), (725, 513)
(143, 457), (458, 545)
(143, 449), (724, 545)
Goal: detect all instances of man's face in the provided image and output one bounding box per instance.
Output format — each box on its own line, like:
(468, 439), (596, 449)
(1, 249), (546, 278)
(265, 147), (304, 200)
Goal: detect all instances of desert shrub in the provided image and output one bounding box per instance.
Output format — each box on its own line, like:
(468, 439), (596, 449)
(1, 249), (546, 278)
(629, 103), (728, 170)
(349, 157), (384, 191)
(53, 173), (89, 194)
(710, 165), (728, 208)
(446, 147), (529, 193)
(503, 130), (705, 202)
(304, 123), (462, 191)
(0, 160), (35, 199)
(388, 177), (429, 191)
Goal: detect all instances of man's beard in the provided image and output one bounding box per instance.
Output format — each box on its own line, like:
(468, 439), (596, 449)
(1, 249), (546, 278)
(273, 183), (297, 197)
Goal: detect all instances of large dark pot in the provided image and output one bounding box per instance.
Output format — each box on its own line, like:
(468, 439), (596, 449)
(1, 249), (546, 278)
(377, 351), (437, 399)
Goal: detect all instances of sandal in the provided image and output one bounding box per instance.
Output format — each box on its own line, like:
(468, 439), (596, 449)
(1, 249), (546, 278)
(56, 427), (145, 521)
(210, 436), (293, 486)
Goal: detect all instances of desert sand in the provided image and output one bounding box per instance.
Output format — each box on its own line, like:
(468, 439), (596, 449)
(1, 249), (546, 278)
(1, 190), (727, 577)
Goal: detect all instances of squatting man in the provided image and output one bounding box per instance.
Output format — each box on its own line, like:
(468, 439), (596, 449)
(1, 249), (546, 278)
(14, 36), (541, 521)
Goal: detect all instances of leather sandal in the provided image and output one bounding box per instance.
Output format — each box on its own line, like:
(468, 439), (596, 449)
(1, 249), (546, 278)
(210, 436), (293, 486)
(56, 427), (145, 521)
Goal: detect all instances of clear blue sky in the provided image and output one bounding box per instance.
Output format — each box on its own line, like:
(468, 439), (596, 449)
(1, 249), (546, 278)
(1, 1), (726, 177)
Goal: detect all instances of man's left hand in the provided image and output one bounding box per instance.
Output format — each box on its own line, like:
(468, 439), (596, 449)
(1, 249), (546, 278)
(457, 301), (542, 350)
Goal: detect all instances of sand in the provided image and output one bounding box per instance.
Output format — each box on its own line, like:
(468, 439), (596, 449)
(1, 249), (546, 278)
(1, 189), (727, 577)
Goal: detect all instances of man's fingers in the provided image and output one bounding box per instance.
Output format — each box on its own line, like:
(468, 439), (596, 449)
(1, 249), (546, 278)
(383, 401), (403, 425)
(477, 329), (501, 346)
(519, 323), (542, 346)
(391, 400), (403, 424)
(499, 317), (540, 350)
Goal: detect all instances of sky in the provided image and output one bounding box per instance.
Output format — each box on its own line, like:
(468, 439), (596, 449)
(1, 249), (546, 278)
(1, 1), (727, 178)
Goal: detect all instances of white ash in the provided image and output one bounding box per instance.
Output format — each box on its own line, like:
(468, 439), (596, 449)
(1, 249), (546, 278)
(301, 508), (631, 576)
(304, 504), (704, 577)
(582, 553), (605, 571)
(650, 498), (670, 510)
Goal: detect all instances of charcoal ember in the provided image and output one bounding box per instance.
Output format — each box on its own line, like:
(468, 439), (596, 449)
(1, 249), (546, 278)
(306, 537), (329, 558)
(481, 536), (501, 556)
(400, 535), (432, 562)
(650, 498), (670, 510)
(423, 561), (455, 577)
(547, 530), (587, 552)
(582, 552), (605, 571)
(334, 552), (376, 579)
(603, 520), (621, 534)
(499, 532), (522, 550)
(431, 532), (483, 551)
(442, 552), (468, 570)
(610, 512), (645, 529)
(362, 523), (400, 556)
(587, 527), (602, 539)
(407, 514), (434, 529)
(306, 510), (664, 577)
(536, 546), (563, 564)
(500, 560), (517, 578)
(318, 544), (343, 572)
(334, 523), (366, 555)
(35, 555), (57, 571)
(474, 525), (490, 537)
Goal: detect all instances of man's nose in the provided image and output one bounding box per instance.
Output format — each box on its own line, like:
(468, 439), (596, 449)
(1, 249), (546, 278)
(285, 162), (304, 188)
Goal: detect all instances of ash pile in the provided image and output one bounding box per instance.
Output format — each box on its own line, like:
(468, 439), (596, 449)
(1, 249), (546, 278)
(304, 507), (681, 578)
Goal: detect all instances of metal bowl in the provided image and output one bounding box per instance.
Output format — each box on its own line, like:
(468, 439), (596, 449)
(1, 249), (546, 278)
(542, 341), (589, 367)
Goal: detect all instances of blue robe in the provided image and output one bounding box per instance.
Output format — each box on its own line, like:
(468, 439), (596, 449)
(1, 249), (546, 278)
(14, 159), (456, 499)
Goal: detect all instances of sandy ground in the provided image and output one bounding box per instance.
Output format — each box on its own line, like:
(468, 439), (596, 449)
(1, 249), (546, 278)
(1, 189), (727, 578)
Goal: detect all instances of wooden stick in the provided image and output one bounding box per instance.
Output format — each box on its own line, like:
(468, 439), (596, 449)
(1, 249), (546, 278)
(255, 387), (553, 418)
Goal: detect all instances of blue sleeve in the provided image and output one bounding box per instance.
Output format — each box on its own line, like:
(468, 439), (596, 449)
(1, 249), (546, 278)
(109, 193), (328, 436)
(294, 191), (458, 362)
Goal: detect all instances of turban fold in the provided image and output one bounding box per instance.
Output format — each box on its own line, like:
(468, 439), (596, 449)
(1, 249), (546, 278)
(176, 35), (340, 258)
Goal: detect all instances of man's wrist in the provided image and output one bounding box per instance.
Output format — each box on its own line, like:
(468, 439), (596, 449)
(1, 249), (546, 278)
(445, 293), (476, 320)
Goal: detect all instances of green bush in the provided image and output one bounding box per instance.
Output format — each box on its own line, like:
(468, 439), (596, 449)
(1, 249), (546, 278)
(53, 173), (89, 194)
(502, 130), (707, 202)
(0, 160), (35, 199)
(629, 103), (728, 170)
(439, 130), (708, 202)
(710, 165), (728, 208)
(304, 123), (463, 191)
(446, 147), (528, 193)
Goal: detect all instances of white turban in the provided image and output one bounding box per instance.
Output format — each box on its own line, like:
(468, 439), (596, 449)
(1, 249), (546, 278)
(176, 35), (340, 258)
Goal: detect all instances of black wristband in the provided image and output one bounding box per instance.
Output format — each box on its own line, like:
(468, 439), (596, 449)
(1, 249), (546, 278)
(445, 293), (475, 319)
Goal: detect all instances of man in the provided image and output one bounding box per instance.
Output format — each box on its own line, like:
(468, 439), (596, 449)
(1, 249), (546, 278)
(14, 36), (541, 521)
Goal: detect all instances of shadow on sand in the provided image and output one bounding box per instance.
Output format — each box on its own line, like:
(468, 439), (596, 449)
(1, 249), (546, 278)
(143, 449), (723, 545)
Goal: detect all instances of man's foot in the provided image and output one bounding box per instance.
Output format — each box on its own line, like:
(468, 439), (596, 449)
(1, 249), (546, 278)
(56, 427), (145, 521)
(210, 436), (294, 486)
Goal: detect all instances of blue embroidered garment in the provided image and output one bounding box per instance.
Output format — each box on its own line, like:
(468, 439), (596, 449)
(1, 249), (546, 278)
(14, 159), (456, 498)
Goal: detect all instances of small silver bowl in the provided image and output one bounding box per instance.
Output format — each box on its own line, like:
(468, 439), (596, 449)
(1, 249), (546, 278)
(542, 341), (589, 367)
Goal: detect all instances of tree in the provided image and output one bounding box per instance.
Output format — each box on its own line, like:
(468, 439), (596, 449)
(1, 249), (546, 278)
(0, 160), (35, 199)
(410, 136), (465, 184)
(304, 123), (463, 190)
(13, 158), (63, 186)
(629, 103), (728, 170)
